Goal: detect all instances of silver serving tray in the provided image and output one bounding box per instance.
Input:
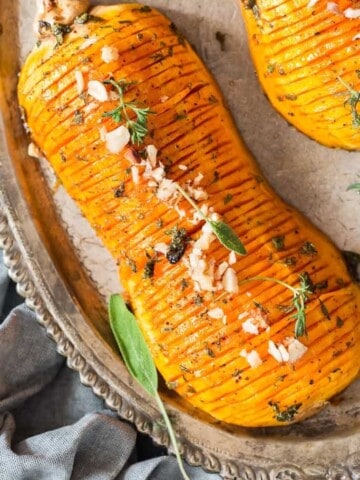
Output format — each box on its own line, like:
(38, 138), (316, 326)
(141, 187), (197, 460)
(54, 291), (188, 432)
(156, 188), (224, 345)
(1, 1), (360, 478)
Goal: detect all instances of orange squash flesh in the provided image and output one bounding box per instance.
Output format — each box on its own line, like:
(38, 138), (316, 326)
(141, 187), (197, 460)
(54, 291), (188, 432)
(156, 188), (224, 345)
(240, 0), (360, 150)
(18, 4), (360, 427)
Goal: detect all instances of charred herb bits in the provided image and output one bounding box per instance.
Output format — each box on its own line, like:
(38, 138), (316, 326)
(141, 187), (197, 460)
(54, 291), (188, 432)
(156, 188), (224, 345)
(269, 401), (302, 423)
(143, 253), (157, 279)
(166, 226), (189, 264)
(271, 235), (285, 251)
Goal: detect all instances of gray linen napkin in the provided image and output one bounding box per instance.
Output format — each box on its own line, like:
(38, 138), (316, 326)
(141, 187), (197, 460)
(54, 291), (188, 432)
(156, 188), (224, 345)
(0, 251), (221, 480)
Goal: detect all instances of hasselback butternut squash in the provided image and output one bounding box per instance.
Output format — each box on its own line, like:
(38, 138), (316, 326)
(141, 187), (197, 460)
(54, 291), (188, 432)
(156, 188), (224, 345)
(18, 2), (360, 427)
(240, 0), (360, 150)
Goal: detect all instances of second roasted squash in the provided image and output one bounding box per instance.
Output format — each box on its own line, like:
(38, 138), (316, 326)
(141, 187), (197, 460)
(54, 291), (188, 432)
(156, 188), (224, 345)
(240, 0), (360, 150)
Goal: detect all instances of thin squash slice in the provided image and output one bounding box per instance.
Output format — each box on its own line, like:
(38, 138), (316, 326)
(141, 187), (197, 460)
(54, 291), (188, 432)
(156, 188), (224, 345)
(18, 3), (360, 427)
(240, 0), (360, 150)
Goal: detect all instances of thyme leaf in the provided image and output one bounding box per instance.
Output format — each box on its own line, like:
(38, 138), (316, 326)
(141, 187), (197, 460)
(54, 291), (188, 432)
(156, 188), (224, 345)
(109, 295), (190, 480)
(338, 76), (360, 127)
(292, 273), (314, 337)
(102, 78), (154, 145)
(238, 272), (313, 338)
(74, 12), (103, 24)
(271, 235), (285, 251)
(175, 183), (247, 256)
(269, 401), (302, 423)
(51, 23), (71, 47)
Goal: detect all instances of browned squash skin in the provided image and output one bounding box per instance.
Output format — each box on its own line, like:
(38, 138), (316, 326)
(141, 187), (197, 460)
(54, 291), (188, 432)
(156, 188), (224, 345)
(240, 0), (360, 150)
(18, 4), (360, 427)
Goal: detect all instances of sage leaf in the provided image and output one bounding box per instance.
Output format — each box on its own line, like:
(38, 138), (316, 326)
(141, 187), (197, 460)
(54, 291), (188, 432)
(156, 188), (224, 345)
(109, 294), (157, 396)
(108, 294), (191, 480)
(347, 181), (360, 194)
(209, 220), (247, 255)
(175, 182), (247, 257)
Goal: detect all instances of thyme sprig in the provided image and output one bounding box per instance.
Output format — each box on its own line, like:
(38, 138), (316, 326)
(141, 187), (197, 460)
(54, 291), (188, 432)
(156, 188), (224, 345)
(238, 272), (313, 337)
(109, 295), (190, 480)
(102, 78), (153, 144)
(337, 76), (360, 127)
(175, 183), (247, 256)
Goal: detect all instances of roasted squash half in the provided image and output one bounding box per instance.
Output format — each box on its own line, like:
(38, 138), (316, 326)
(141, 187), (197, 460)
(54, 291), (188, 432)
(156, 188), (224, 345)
(18, 3), (360, 427)
(240, 0), (360, 150)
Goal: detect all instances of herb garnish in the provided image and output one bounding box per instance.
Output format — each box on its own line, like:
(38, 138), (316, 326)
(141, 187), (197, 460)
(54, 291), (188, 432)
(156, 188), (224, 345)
(114, 182), (126, 197)
(269, 401), (302, 423)
(253, 301), (268, 315)
(125, 255), (137, 273)
(271, 235), (285, 251)
(73, 110), (84, 125)
(109, 295), (190, 480)
(238, 272), (313, 337)
(193, 293), (203, 306)
(338, 76), (360, 127)
(319, 299), (330, 320)
(175, 184), (247, 256)
(212, 171), (220, 183)
(282, 256), (297, 266)
(336, 316), (344, 328)
(51, 23), (71, 47)
(299, 241), (318, 256)
(136, 5), (152, 13)
(347, 177), (360, 195)
(74, 13), (103, 24)
(143, 254), (157, 279)
(38, 21), (71, 47)
(166, 226), (189, 264)
(224, 193), (233, 205)
(102, 78), (153, 145)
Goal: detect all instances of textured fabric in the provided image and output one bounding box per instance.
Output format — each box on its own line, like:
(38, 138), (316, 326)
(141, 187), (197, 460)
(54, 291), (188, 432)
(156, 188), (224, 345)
(0, 253), (221, 480)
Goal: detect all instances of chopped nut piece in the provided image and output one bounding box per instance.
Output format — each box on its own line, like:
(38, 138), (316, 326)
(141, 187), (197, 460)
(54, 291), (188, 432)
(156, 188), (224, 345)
(101, 45), (119, 63)
(88, 80), (108, 102)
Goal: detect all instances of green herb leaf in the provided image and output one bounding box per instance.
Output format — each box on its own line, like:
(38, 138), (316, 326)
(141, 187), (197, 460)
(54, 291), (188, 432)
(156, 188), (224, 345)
(338, 76), (360, 127)
(269, 401), (302, 423)
(143, 255), (157, 279)
(51, 22), (71, 48)
(174, 183), (247, 256)
(271, 235), (285, 251)
(166, 226), (189, 264)
(299, 241), (318, 256)
(74, 12), (103, 24)
(109, 294), (157, 395)
(292, 272), (313, 337)
(223, 193), (233, 205)
(102, 78), (154, 145)
(238, 273), (313, 338)
(347, 177), (360, 195)
(108, 294), (190, 480)
(208, 220), (246, 255)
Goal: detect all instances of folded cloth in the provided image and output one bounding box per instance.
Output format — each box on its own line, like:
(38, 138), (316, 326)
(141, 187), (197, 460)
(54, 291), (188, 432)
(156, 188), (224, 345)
(0, 251), (221, 480)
